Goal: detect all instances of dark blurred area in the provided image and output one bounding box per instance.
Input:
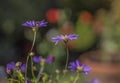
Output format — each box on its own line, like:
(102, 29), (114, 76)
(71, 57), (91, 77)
(0, 0), (120, 83)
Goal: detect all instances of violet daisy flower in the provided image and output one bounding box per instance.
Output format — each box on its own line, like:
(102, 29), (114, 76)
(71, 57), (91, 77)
(20, 64), (26, 72)
(6, 62), (15, 70)
(6, 62), (15, 74)
(46, 55), (55, 64)
(68, 60), (91, 75)
(22, 20), (48, 28)
(33, 56), (43, 63)
(52, 34), (78, 45)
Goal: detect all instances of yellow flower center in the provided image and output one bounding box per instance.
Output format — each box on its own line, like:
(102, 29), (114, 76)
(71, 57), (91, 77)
(29, 52), (35, 56)
(41, 59), (46, 66)
(32, 28), (37, 32)
(41, 59), (46, 63)
(62, 35), (68, 40)
(77, 66), (83, 71)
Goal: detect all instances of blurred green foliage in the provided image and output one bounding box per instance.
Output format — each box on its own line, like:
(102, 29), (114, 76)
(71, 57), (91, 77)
(75, 20), (96, 51)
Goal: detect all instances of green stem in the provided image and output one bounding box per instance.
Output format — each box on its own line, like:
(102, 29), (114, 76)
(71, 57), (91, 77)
(25, 29), (37, 81)
(43, 80), (46, 83)
(30, 29), (37, 52)
(73, 72), (80, 83)
(65, 43), (69, 70)
(25, 55), (30, 80)
(56, 74), (59, 83)
(8, 79), (20, 83)
(30, 56), (36, 79)
(17, 71), (23, 83)
(37, 66), (44, 81)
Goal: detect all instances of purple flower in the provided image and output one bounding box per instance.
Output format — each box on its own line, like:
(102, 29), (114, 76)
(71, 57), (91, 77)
(33, 56), (43, 63)
(6, 62), (15, 70)
(46, 55), (55, 64)
(68, 60), (91, 75)
(39, 20), (48, 27)
(22, 20), (48, 28)
(52, 34), (78, 45)
(92, 79), (99, 83)
(82, 64), (91, 75)
(26, 79), (31, 83)
(20, 64), (26, 72)
(86, 78), (99, 83)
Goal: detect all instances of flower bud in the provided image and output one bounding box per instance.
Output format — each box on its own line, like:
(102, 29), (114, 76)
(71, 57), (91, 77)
(33, 66), (37, 71)
(63, 69), (68, 75)
(16, 62), (22, 67)
(29, 52), (35, 56)
(55, 69), (60, 74)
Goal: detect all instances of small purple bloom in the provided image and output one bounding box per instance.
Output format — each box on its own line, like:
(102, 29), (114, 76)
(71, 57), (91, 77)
(46, 55), (55, 64)
(22, 20), (48, 28)
(52, 34), (78, 45)
(86, 78), (99, 83)
(81, 64), (91, 75)
(6, 62), (15, 70)
(33, 56), (43, 63)
(26, 79), (31, 83)
(68, 60), (91, 75)
(92, 79), (99, 83)
(20, 64), (26, 72)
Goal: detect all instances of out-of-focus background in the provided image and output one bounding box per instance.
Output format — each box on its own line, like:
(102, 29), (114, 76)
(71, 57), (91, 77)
(0, 0), (120, 83)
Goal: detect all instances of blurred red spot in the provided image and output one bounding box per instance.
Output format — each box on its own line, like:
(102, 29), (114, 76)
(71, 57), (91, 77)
(79, 11), (93, 25)
(46, 8), (60, 23)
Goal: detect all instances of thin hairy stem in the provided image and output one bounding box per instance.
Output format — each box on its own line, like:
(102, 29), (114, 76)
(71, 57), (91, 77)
(25, 29), (37, 81)
(8, 79), (20, 83)
(37, 66), (44, 81)
(56, 73), (59, 83)
(25, 55), (29, 80)
(73, 72), (80, 83)
(65, 43), (69, 70)
(30, 29), (37, 52)
(30, 56), (36, 79)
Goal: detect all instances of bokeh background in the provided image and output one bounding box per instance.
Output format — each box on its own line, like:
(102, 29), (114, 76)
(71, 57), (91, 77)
(0, 0), (120, 83)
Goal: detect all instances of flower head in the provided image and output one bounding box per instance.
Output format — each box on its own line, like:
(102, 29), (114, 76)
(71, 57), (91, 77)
(6, 62), (15, 71)
(26, 79), (31, 83)
(68, 60), (91, 75)
(6, 62), (26, 73)
(33, 56), (43, 63)
(20, 64), (26, 72)
(46, 55), (55, 64)
(52, 34), (78, 45)
(86, 78), (99, 83)
(15, 62), (22, 67)
(33, 55), (55, 64)
(92, 79), (99, 83)
(22, 20), (48, 28)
